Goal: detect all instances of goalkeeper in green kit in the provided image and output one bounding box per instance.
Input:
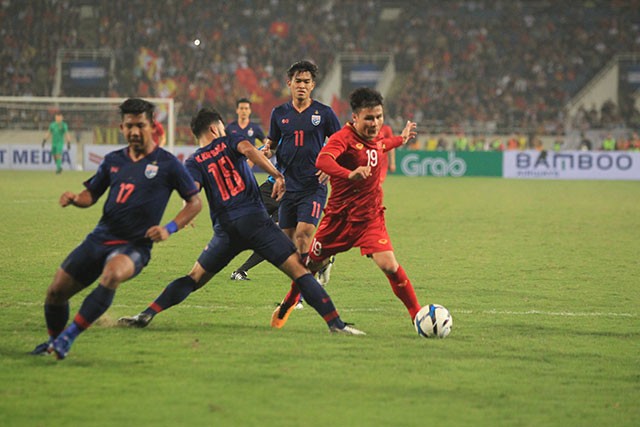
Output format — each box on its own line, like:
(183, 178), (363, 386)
(42, 112), (72, 174)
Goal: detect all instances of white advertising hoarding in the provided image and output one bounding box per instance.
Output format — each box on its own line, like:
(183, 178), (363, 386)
(0, 144), (77, 170)
(503, 150), (640, 180)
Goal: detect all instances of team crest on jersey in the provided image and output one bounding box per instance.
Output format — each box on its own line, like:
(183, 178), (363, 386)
(355, 143), (364, 150)
(248, 128), (254, 137)
(311, 114), (321, 126)
(145, 164), (159, 179)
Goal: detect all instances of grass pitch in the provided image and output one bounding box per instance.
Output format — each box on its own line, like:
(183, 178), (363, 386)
(0, 170), (638, 427)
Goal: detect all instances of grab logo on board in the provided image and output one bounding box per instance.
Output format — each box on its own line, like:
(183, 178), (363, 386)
(503, 150), (640, 180)
(401, 152), (467, 177)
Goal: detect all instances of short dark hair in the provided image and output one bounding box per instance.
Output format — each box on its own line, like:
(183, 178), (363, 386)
(236, 98), (251, 107)
(349, 87), (384, 113)
(190, 108), (224, 138)
(287, 60), (318, 80)
(118, 98), (155, 123)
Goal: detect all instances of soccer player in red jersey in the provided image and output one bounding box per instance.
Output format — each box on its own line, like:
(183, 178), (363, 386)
(272, 87), (422, 328)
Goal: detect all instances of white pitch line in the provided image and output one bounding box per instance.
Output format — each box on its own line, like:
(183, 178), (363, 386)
(455, 309), (636, 317)
(10, 301), (636, 317)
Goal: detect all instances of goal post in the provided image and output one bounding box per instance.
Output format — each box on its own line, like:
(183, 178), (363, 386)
(0, 96), (176, 151)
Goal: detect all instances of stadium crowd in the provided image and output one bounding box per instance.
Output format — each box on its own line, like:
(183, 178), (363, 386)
(1, 0), (639, 143)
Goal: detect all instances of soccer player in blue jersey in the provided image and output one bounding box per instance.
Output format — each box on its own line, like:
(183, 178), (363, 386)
(264, 61), (340, 256)
(225, 98), (265, 147)
(263, 60), (341, 294)
(228, 162), (280, 281)
(31, 98), (202, 360)
(118, 108), (364, 335)
(226, 98), (275, 281)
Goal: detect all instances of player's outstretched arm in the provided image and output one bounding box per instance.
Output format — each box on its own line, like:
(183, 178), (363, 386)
(59, 189), (94, 208)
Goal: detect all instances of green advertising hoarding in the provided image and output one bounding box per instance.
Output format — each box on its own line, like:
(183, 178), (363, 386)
(395, 151), (503, 177)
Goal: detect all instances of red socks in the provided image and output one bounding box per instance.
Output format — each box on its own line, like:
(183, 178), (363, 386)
(386, 265), (421, 319)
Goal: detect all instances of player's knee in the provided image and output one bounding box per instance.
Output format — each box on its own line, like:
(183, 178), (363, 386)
(100, 267), (127, 288)
(45, 271), (76, 303)
(45, 285), (69, 304)
(378, 260), (399, 275)
(280, 253), (309, 280)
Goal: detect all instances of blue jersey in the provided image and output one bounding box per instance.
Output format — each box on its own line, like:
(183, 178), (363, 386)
(186, 134), (264, 225)
(84, 146), (198, 246)
(268, 100), (340, 192)
(225, 121), (265, 146)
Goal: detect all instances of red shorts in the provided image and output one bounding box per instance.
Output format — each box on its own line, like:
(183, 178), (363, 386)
(308, 212), (394, 261)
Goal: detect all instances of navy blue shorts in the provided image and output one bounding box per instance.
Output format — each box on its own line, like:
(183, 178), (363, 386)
(61, 235), (151, 286)
(197, 211), (297, 274)
(259, 179), (279, 221)
(278, 186), (327, 229)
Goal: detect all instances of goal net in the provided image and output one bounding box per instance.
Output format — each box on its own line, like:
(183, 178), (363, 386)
(0, 96), (176, 149)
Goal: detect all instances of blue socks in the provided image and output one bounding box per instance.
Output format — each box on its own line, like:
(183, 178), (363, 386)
(44, 302), (69, 338)
(295, 273), (345, 329)
(67, 285), (115, 340)
(143, 275), (198, 316)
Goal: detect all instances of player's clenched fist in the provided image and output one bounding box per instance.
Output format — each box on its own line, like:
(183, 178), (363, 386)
(59, 191), (77, 207)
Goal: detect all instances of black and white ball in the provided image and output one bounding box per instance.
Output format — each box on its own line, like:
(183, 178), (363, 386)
(414, 304), (453, 338)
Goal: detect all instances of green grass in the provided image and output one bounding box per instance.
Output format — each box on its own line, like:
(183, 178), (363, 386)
(1, 170), (639, 427)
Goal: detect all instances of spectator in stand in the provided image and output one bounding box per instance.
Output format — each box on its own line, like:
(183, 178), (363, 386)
(3, 1), (640, 137)
(630, 132), (640, 151)
(601, 133), (616, 151)
(579, 133), (593, 151)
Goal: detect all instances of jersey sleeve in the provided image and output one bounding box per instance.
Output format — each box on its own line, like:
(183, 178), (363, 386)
(83, 157), (112, 201)
(170, 156), (199, 200)
(317, 135), (351, 179)
(381, 136), (404, 152)
(325, 108), (342, 137)
(255, 124), (266, 142)
(185, 154), (203, 188)
(267, 108), (281, 146)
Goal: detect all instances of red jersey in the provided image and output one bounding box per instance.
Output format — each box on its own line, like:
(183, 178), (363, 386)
(377, 125), (393, 174)
(376, 124), (402, 182)
(317, 123), (402, 221)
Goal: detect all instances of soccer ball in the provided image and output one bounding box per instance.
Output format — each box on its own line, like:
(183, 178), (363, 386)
(414, 304), (453, 338)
